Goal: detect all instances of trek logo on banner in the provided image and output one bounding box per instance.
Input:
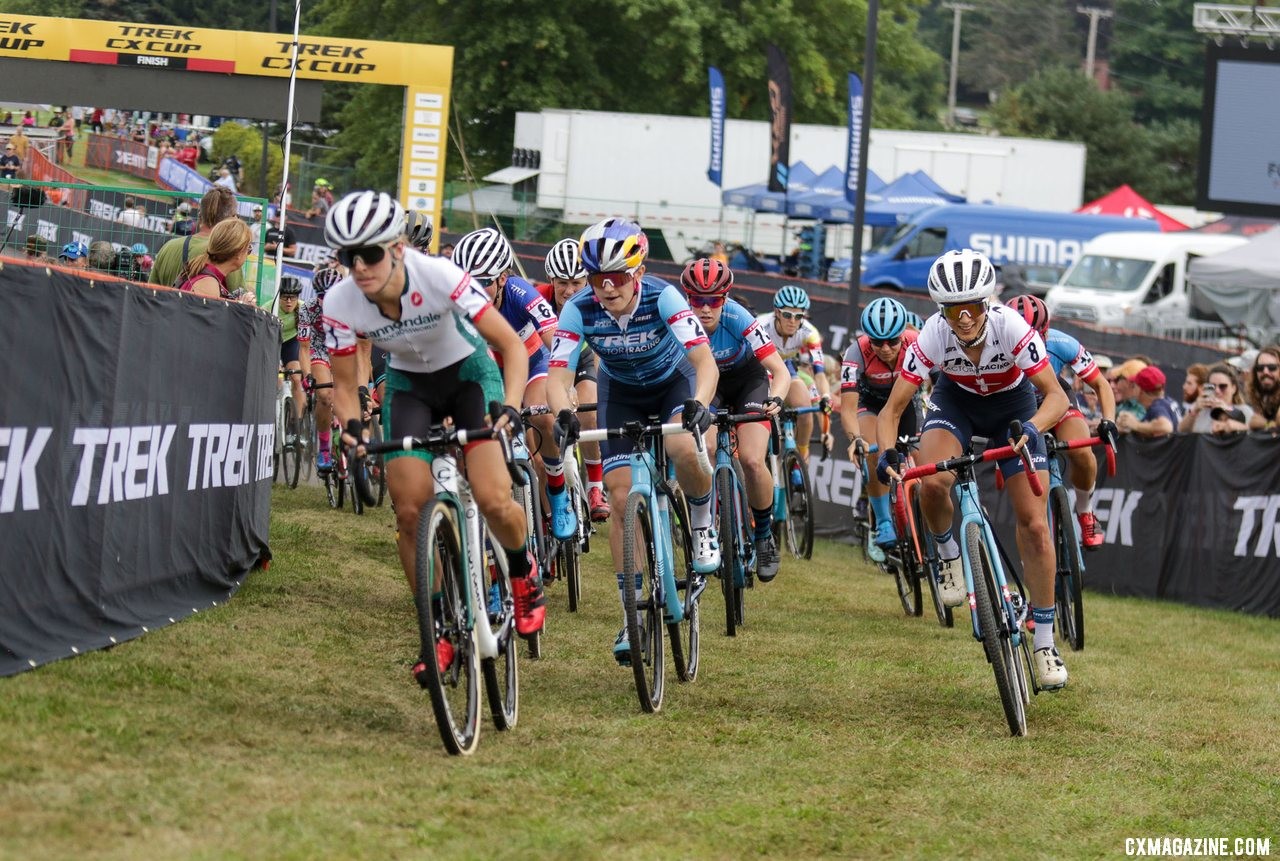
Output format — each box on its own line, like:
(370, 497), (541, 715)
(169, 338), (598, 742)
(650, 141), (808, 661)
(0, 422), (274, 514)
(1232, 496), (1280, 557)
(1092, 488), (1142, 547)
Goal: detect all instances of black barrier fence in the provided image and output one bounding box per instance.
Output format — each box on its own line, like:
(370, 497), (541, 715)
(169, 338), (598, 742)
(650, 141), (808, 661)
(808, 418), (1280, 617)
(0, 262), (277, 676)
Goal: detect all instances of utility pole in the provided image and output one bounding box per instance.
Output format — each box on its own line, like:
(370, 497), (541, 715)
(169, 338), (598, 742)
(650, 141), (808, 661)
(1078, 6), (1113, 83)
(944, 2), (974, 128)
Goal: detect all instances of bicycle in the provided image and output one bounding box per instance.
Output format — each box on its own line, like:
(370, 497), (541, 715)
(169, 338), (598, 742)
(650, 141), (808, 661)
(1042, 432), (1114, 652)
(532, 404), (595, 614)
(770, 404), (824, 560)
(578, 417), (712, 713)
(274, 368), (306, 488)
(890, 421), (1043, 737)
(508, 416), (547, 659)
(848, 438), (881, 566)
(709, 410), (767, 637)
(352, 421), (525, 755)
(885, 436), (953, 628)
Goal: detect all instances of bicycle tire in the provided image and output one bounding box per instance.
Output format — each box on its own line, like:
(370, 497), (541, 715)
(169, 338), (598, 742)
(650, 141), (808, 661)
(323, 470), (340, 509)
(347, 453), (363, 516)
(966, 521), (1027, 737)
(560, 483), (583, 612)
(370, 419), (387, 507)
(281, 403), (301, 489)
(891, 530), (923, 618)
(415, 501), (481, 755)
(666, 494), (700, 682)
(298, 408), (315, 485)
(350, 442), (378, 508)
(913, 490), (953, 628)
(782, 451), (815, 559)
(1049, 486), (1085, 651)
(621, 492), (664, 713)
(480, 529), (519, 731)
(716, 468), (741, 637)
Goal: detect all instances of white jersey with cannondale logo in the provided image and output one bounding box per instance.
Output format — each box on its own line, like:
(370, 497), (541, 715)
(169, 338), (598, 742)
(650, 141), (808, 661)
(322, 249), (492, 374)
(900, 303), (1049, 395)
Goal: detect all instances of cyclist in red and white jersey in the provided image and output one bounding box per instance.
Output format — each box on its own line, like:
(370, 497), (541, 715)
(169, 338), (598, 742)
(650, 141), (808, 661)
(876, 249), (1071, 690)
(321, 191), (545, 685)
(538, 238), (610, 521)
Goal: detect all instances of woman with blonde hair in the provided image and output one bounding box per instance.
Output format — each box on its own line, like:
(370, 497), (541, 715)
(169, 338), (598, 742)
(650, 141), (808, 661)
(177, 218), (251, 300)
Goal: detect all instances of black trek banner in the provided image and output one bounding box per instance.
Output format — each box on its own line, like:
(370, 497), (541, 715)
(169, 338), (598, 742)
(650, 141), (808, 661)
(765, 43), (792, 194)
(807, 423), (1280, 617)
(0, 262), (277, 675)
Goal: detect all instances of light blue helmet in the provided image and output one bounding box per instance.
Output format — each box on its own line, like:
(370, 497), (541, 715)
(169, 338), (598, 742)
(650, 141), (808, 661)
(861, 297), (907, 340)
(773, 284), (810, 311)
(903, 311), (925, 331)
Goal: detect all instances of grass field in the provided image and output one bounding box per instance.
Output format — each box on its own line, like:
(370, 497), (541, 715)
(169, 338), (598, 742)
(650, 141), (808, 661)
(2, 485), (1278, 860)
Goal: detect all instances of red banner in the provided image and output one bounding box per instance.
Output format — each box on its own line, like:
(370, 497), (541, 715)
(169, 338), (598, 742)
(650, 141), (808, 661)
(85, 132), (156, 182)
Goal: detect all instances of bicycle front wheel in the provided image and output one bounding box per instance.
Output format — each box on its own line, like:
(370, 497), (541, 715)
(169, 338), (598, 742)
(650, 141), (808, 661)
(666, 493), (700, 682)
(966, 521), (1027, 737)
(282, 405), (301, 489)
(559, 482), (583, 612)
(480, 530), (519, 731)
(1049, 486), (1085, 651)
(415, 501), (481, 755)
(716, 469), (741, 637)
(298, 408), (315, 485)
(781, 451), (814, 559)
(913, 490), (951, 627)
(622, 492), (664, 713)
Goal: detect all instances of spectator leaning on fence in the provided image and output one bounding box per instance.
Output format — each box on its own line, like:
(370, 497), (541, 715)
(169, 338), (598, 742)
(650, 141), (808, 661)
(1117, 365), (1176, 439)
(150, 187), (244, 294)
(1183, 363), (1252, 434)
(176, 218), (252, 300)
(1245, 345), (1280, 432)
(1108, 358), (1149, 422)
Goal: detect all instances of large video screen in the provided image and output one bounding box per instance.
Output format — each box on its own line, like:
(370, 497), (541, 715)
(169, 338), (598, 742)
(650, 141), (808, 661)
(1197, 44), (1280, 217)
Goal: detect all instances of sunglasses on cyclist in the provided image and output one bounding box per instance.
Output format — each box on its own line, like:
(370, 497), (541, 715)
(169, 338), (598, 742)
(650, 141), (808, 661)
(870, 336), (901, 348)
(777, 310), (806, 321)
(687, 294), (726, 309)
(336, 244), (389, 268)
(588, 270), (637, 290)
(938, 300), (987, 322)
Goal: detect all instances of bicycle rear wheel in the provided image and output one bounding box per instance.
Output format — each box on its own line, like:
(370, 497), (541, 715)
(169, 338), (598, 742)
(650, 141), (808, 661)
(891, 533), (923, 617)
(966, 521), (1027, 737)
(781, 451), (815, 559)
(281, 404), (301, 489)
(415, 501), (480, 754)
(716, 469), (741, 637)
(512, 459), (543, 659)
(369, 417), (387, 506)
(480, 530), (519, 731)
(1049, 486), (1085, 651)
(323, 469), (340, 509)
(298, 408), (315, 485)
(914, 491), (953, 628)
(622, 492), (664, 713)
(347, 457), (365, 516)
(666, 494), (700, 682)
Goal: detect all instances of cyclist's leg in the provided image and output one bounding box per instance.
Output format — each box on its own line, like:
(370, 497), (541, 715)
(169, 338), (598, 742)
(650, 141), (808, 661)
(528, 368), (576, 540)
(1057, 412), (1102, 548)
(576, 369), (609, 520)
(284, 356), (304, 421)
(787, 375), (813, 459)
(860, 408), (896, 546)
(667, 369), (717, 572)
(916, 381), (969, 605)
(312, 360), (335, 468)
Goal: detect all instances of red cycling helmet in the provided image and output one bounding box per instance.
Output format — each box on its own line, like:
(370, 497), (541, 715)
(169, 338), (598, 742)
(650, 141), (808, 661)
(1005, 293), (1050, 337)
(680, 257), (733, 296)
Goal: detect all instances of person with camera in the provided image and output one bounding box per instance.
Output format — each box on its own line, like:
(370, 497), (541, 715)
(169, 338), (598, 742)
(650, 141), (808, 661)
(1180, 363), (1252, 435)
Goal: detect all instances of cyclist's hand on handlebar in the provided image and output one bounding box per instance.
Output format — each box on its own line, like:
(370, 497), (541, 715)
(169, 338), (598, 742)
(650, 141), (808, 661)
(821, 431), (835, 457)
(341, 418), (368, 457)
(848, 437), (866, 462)
(303, 373), (315, 393)
(818, 395), (833, 416)
(1010, 419), (1039, 454)
(763, 395), (784, 417)
(682, 398), (712, 435)
(1097, 418), (1119, 450)
(489, 401), (524, 436)
(876, 449), (900, 484)
(553, 408), (580, 450)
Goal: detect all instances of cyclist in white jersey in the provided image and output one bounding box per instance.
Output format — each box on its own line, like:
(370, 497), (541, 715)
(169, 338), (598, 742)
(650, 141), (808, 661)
(876, 249), (1072, 690)
(756, 285), (833, 460)
(321, 191), (545, 685)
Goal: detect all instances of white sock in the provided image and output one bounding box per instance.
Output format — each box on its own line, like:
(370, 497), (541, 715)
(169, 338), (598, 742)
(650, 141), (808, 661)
(1074, 485), (1094, 515)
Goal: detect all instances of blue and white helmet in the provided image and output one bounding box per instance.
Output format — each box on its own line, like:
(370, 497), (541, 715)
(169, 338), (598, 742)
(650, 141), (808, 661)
(773, 284), (810, 311)
(861, 297), (907, 340)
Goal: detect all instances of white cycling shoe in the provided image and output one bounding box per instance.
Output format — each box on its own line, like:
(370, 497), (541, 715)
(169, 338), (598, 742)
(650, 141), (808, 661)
(1034, 646), (1068, 690)
(691, 526), (721, 574)
(936, 556), (966, 607)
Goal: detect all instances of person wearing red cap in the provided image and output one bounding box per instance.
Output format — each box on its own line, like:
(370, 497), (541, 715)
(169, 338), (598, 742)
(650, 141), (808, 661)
(1117, 366), (1176, 438)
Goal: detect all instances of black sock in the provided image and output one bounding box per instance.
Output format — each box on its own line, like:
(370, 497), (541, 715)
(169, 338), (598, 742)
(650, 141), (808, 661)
(506, 542), (530, 579)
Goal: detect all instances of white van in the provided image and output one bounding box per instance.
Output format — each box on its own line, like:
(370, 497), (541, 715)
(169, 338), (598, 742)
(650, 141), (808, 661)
(1045, 232), (1246, 328)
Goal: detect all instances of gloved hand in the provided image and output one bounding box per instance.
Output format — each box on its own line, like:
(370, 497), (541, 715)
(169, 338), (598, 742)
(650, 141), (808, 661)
(682, 398), (712, 435)
(876, 448), (900, 484)
(342, 418), (367, 449)
(489, 401), (524, 436)
(1013, 419), (1040, 453)
(553, 408), (580, 451)
(1097, 418), (1118, 450)
(763, 395), (784, 415)
(819, 395), (833, 416)
(303, 373), (315, 393)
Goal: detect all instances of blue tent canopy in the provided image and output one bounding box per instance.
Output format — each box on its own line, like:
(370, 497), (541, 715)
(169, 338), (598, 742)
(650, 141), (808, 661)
(720, 162), (818, 213)
(862, 172), (965, 227)
(789, 166), (888, 222)
(908, 170), (965, 203)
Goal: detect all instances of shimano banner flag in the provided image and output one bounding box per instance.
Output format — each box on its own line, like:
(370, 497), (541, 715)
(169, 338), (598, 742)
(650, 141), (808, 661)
(766, 44), (792, 193)
(845, 73), (864, 206)
(707, 66), (726, 187)
(0, 264), (277, 676)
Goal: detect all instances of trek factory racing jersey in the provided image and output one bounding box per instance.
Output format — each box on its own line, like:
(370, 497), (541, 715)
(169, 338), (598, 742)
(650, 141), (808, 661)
(756, 313), (825, 375)
(322, 253), (490, 374)
(297, 297), (329, 362)
(493, 274), (557, 369)
(900, 304), (1049, 395)
(708, 298), (777, 372)
(840, 329), (919, 398)
(550, 274), (709, 386)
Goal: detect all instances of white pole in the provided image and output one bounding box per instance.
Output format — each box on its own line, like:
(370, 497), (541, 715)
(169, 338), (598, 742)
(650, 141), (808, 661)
(272, 0), (303, 303)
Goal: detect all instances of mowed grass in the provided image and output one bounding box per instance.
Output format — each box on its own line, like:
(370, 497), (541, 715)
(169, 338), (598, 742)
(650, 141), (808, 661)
(2, 485), (1278, 860)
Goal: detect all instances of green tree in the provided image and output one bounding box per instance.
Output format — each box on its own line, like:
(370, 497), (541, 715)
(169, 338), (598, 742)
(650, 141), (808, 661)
(210, 122), (295, 199)
(990, 66), (1149, 201)
(1109, 0), (1205, 124)
(957, 0), (1082, 97)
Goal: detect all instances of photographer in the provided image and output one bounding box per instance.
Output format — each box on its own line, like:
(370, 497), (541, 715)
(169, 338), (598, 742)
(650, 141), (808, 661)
(1179, 363), (1252, 435)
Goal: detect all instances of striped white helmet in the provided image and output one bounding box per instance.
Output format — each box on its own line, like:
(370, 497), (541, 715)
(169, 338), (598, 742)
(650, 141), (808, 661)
(452, 227), (513, 279)
(545, 238), (586, 280)
(927, 248), (997, 304)
(325, 190), (405, 249)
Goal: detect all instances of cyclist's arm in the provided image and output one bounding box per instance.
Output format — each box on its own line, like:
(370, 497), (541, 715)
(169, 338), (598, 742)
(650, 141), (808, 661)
(1026, 364), (1070, 433)
(761, 350), (791, 404)
(876, 377), (918, 456)
(1086, 371), (1116, 422)
(546, 301), (584, 416)
(546, 367), (575, 416)
(686, 343), (719, 406)
(472, 307), (528, 412)
(839, 390), (861, 440)
(331, 351), (362, 437)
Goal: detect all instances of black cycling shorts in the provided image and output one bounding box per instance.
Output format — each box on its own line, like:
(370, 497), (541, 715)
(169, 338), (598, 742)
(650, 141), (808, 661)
(280, 337), (300, 366)
(921, 376), (1046, 478)
(597, 363), (696, 474)
(713, 359), (770, 415)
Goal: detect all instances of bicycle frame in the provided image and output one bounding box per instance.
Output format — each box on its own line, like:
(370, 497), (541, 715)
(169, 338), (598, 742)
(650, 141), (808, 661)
(712, 414), (764, 586)
(953, 468), (1027, 647)
(770, 404), (822, 523)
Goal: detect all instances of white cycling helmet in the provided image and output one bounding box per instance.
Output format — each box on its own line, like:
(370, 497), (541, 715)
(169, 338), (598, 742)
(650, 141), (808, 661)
(545, 238), (587, 280)
(325, 190), (405, 249)
(927, 248), (997, 304)
(452, 227), (513, 278)
(404, 209), (433, 251)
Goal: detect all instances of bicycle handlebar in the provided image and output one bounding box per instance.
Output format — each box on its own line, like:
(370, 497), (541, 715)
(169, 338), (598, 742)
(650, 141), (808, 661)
(1045, 433), (1117, 477)
(351, 424), (523, 490)
(577, 420), (714, 474)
